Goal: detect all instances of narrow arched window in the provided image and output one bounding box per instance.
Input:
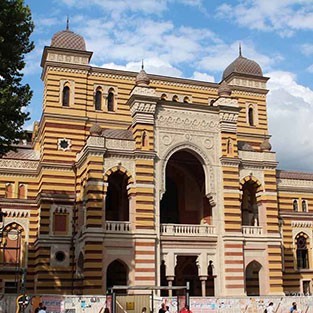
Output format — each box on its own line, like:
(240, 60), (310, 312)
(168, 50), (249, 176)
(5, 184), (13, 198)
(183, 96), (189, 103)
(302, 200), (308, 212)
(296, 234), (309, 269)
(95, 88), (102, 110)
(293, 199), (298, 212)
(18, 184), (26, 199)
(227, 138), (233, 155)
(108, 90), (114, 112)
(248, 107), (254, 126)
(142, 131), (149, 148)
(62, 86), (70, 107)
(172, 95), (178, 102)
(161, 94), (167, 100)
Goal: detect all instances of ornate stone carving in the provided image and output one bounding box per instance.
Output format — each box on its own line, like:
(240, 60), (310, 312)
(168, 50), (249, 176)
(161, 135), (172, 146)
(104, 158), (136, 180)
(106, 139), (135, 150)
(130, 102), (156, 115)
(0, 159), (38, 170)
(214, 98), (238, 107)
(157, 109), (219, 132)
(131, 86), (157, 96)
(219, 112), (238, 123)
(291, 221), (313, 228)
(47, 52), (89, 65)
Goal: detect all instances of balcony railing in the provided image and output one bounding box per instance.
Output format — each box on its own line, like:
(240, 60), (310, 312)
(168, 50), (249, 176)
(105, 221), (131, 233)
(242, 226), (263, 236)
(160, 223), (216, 236)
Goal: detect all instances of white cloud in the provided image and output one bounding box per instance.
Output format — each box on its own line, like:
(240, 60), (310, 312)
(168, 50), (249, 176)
(301, 44), (313, 56)
(58, 0), (168, 16)
(191, 71), (215, 82)
(99, 58), (182, 77)
(267, 71), (313, 171)
(216, 1), (313, 36)
(198, 41), (281, 76)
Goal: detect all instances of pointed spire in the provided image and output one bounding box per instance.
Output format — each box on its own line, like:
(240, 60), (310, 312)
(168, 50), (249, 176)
(66, 16), (69, 30)
(136, 61), (150, 86)
(239, 42), (242, 57)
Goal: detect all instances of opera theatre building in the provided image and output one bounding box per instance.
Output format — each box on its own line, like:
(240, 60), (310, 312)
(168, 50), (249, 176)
(0, 27), (313, 298)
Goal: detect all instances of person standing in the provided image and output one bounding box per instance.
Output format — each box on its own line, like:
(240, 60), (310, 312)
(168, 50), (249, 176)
(290, 302), (298, 313)
(159, 303), (166, 313)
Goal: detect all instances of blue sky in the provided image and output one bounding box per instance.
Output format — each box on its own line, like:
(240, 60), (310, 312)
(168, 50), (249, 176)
(23, 0), (313, 172)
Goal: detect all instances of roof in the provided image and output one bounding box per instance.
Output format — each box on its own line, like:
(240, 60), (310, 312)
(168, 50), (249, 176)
(3, 149), (40, 160)
(102, 129), (134, 140)
(277, 170), (313, 181)
(51, 30), (86, 51)
(223, 55), (263, 80)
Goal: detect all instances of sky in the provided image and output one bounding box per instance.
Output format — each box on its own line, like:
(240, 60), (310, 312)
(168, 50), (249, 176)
(22, 0), (313, 172)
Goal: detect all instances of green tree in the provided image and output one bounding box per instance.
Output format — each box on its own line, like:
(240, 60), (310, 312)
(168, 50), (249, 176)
(0, 0), (34, 156)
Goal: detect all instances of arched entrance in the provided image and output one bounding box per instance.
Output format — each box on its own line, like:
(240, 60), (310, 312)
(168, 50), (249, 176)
(106, 260), (128, 293)
(160, 150), (211, 224)
(241, 179), (260, 226)
(106, 170), (129, 221)
(174, 256), (201, 296)
(245, 260), (262, 296)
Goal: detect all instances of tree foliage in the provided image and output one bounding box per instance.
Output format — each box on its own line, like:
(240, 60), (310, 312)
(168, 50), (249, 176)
(0, 0), (34, 156)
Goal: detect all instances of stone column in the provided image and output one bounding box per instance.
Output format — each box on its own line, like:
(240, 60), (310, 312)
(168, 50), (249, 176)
(167, 276), (174, 297)
(199, 276), (208, 297)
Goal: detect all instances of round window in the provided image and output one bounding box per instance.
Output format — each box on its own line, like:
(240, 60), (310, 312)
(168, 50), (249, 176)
(55, 251), (66, 262)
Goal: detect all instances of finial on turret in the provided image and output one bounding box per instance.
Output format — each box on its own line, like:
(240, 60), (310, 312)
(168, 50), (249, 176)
(141, 59), (144, 70)
(66, 16), (69, 30)
(239, 42), (242, 56)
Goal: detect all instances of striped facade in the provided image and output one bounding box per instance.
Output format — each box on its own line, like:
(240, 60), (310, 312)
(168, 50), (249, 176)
(0, 28), (313, 297)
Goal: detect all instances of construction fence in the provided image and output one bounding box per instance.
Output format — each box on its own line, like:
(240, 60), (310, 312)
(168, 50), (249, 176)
(1, 294), (313, 313)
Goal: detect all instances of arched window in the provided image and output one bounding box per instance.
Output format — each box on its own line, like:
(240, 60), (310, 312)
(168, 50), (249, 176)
(106, 171), (129, 221)
(5, 183), (13, 198)
(302, 200), (308, 212)
(62, 86), (70, 107)
(161, 94), (167, 100)
(141, 130), (149, 148)
(293, 199), (299, 212)
(107, 89), (115, 112)
(95, 88), (102, 110)
(296, 234), (309, 269)
(226, 138), (233, 155)
(18, 184), (26, 199)
(3, 224), (23, 267)
(172, 95), (178, 102)
(106, 260), (128, 293)
(248, 107), (254, 126)
(183, 96), (190, 103)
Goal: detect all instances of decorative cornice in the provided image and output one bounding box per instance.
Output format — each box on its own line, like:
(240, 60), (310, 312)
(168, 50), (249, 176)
(46, 65), (89, 75)
(277, 178), (313, 192)
(220, 157), (240, 167)
(1, 208), (30, 219)
(291, 221), (313, 228)
(157, 109), (219, 132)
(130, 102), (157, 116)
(0, 159), (38, 170)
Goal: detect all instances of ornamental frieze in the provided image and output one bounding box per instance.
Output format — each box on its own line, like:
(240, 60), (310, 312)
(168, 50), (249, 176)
(156, 109), (219, 132)
(106, 139), (135, 150)
(130, 102), (156, 115)
(0, 159), (38, 170)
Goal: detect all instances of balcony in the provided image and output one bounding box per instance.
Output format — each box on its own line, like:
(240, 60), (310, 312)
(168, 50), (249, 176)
(160, 223), (216, 236)
(105, 221), (131, 233)
(242, 226), (263, 236)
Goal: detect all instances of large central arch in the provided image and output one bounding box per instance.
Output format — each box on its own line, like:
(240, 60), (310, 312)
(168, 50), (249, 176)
(160, 148), (212, 225)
